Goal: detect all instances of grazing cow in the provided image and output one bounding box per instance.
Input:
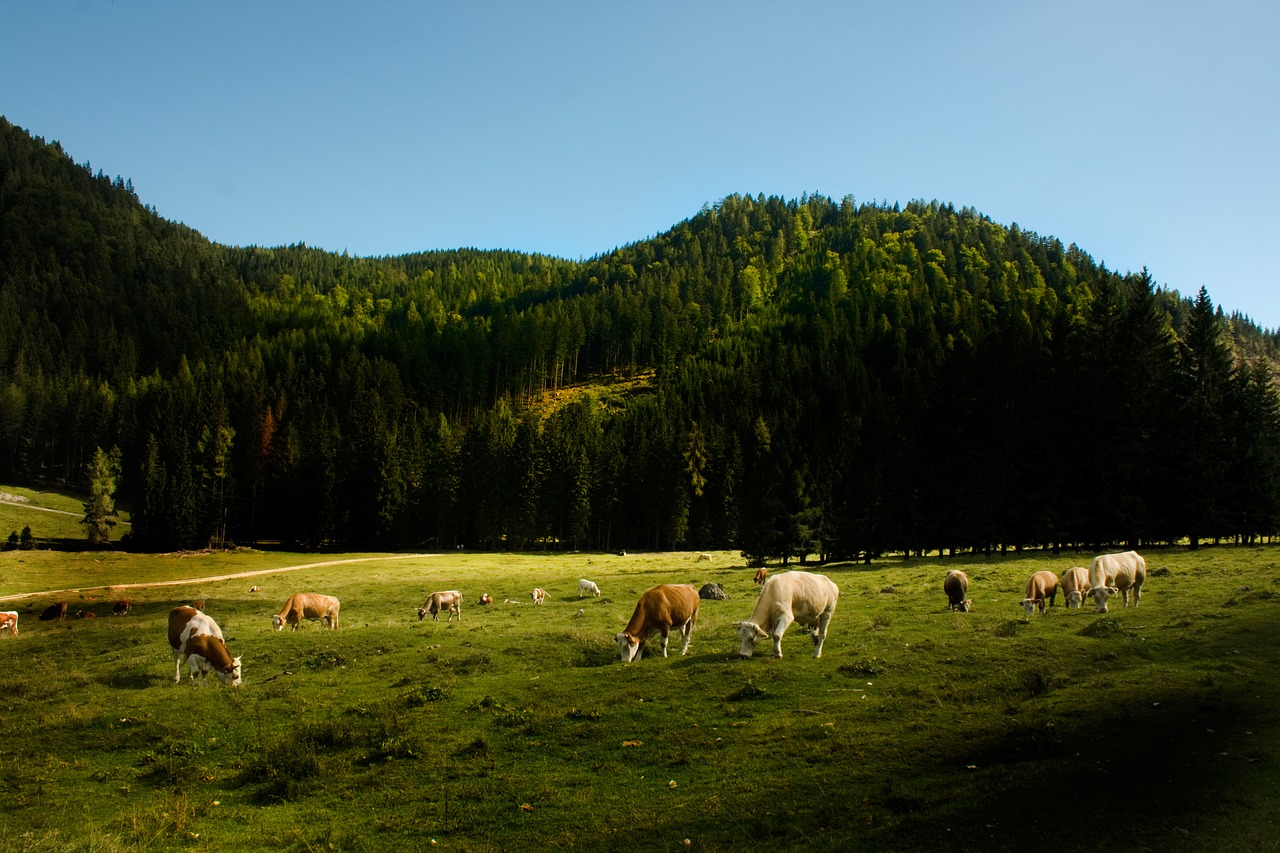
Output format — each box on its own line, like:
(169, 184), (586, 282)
(1087, 551), (1147, 613)
(732, 571), (839, 659)
(113, 599), (131, 616)
(531, 587), (547, 605)
(616, 584), (701, 663)
(696, 553), (713, 562)
(0, 611), (17, 636)
(477, 593), (494, 606)
(578, 579), (601, 598)
(944, 570), (972, 612)
(168, 606), (242, 687)
(272, 593), (341, 632)
(753, 568), (768, 586)
(39, 601), (67, 621)
(418, 590), (462, 622)
(1020, 571), (1060, 615)
(249, 585), (260, 593)
(1060, 566), (1090, 609)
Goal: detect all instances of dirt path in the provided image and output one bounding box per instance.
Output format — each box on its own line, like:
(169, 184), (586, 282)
(0, 553), (437, 602)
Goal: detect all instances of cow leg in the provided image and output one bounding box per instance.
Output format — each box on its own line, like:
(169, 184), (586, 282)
(812, 611), (833, 658)
(173, 651), (183, 683)
(771, 615), (794, 658)
(679, 619), (694, 655)
(659, 628), (670, 658)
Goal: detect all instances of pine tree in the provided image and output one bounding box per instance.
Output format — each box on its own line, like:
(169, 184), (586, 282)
(83, 446), (121, 547)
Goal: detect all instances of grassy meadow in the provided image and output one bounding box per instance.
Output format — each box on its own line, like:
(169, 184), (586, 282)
(0, 546), (1277, 852)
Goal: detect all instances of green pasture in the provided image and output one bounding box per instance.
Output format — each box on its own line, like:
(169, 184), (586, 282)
(0, 486), (131, 548)
(0, 547), (1277, 852)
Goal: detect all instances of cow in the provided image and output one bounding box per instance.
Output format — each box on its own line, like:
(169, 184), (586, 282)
(753, 568), (768, 586)
(1020, 571), (1060, 615)
(168, 606), (242, 687)
(272, 593), (341, 631)
(477, 593), (494, 606)
(531, 587), (547, 605)
(732, 571), (839, 659)
(578, 579), (601, 598)
(1087, 551), (1147, 613)
(1060, 566), (1090, 609)
(696, 553), (713, 562)
(113, 599), (131, 616)
(418, 590), (462, 622)
(76, 609), (96, 619)
(39, 601), (67, 621)
(0, 611), (17, 636)
(190, 600), (205, 612)
(944, 570), (971, 612)
(616, 584), (701, 663)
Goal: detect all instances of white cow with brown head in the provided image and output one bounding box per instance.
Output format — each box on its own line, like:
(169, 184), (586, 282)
(615, 584), (701, 663)
(168, 606), (241, 686)
(733, 571), (839, 659)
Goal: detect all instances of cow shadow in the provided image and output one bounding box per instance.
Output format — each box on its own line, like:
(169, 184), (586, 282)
(100, 671), (170, 690)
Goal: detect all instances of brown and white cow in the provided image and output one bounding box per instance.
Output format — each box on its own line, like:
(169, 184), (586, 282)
(531, 587), (547, 605)
(1060, 566), (1090, 609)
(1020, 571), (1060, 615)
(733, 571), (839, 659)
(39, 601), (67, 621)
(1087, 551), (1146, 613)
(477, 593), (494, 606)
(615, 584), (701, 663)
(0, 611), (17, 636)
(113, 599), (132, 616)
(272, 593), (341, 631)
(944, 570), (972, 612)
(418, 590), (462, 622)
(168, 606), (242, 687)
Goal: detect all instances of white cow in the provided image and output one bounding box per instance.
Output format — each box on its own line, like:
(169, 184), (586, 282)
(615, 584), (701, 663)
(732, 571), (839, 659)
(168, 606), (242, 686)
(272, 592), (341, 631)
(1087, 551), (1146, 613)
(1060, 566), (1090, 609)
(578, 579), (601, 598)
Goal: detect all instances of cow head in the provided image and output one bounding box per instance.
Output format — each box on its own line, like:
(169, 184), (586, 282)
(951, 599), (972, 613)
(416, 607), (428, 621)
(1019, 598), (1036, 617)
(1089, 586), (1117, 613)
(271, 614), (286, 631)
(1065, 590), (1082, 609)
(615, 631), (642, 663)
(732, 620), (770, 658)
(219, 656), (243, 686)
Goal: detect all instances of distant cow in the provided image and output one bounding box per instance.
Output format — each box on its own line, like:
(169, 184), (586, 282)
(418, 590), (462, 622)
(1060, 566), (1090, 609)
(0, 611), (17, 636)
(1087, 551), (1147, 613)
(272, 593), (341, 631)
(39, 601), (67, 621)
(578, 579), (601, 598)
(1020, 571), (1060, 615)
(616, 584), (701, 663)
(168, 606), (241, 687)
(944, 570), (971, 612)
(696, 553), (713, 562)
(477, 593), (494, 606)
(753, 568), (768, 586)
(76, 609), (96, 619)
(113, 599), (131, 616)
(531, 587), (547, 605)
(733, 571), (839, 659)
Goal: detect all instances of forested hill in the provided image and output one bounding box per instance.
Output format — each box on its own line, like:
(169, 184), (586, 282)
(3, 115), (1280, 558)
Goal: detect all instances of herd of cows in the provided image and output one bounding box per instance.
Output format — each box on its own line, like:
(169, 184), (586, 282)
(0, 549), (1149, 687)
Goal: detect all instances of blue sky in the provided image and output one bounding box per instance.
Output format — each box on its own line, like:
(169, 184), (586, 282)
(5, 2), (1279, 327)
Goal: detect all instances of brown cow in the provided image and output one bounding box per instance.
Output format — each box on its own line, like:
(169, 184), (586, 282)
(1020, 571), (1060, 615)
(615, 584), (701, 663)
(271, 593), (341, 631)
(944, 570), (971, 612)
(39, 601), (67, 621)
(113, 599), (132, 616)
(418, 590), (462, 622)
(753, 568), (768, 586)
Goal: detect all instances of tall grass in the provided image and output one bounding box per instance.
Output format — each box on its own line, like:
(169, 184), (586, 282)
(0, 547), (1277, 851)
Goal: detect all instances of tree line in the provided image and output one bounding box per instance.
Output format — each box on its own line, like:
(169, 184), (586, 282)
(3, 116), (1279, 560)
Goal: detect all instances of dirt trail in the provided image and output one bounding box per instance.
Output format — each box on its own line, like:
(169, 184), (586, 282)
(0, 553), (437, 602)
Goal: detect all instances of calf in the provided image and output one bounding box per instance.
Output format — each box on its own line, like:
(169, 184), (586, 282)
(477, 593), (494, 606)
(578, 579), (601, 598)
(418, 590), (462, 622)
(733, 571), (839, 659)
(615, 584), (701, 663)
(76, 609), (96, 619)
(0, 611), (17, 636)
(1087, 550), (1147, 613)
(272, 593), (341, 631)
(1020, 571), (1060, 615)
(39, 601), (67, 621)
(944, 570), (971, 612)
(531, 587), (547, 605)
(168, 606), (242, 687)
(1060, 566), (1090, 609)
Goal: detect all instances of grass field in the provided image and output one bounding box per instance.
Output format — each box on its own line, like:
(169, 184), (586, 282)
(1, 546), (1277, 852)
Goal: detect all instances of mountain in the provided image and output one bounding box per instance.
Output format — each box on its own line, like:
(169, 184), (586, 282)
(3, 115), (1279, 555)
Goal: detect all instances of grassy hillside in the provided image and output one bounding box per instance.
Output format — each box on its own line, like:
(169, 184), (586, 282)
(0, 548), (1277, 851)
(0, 485), (131, 550)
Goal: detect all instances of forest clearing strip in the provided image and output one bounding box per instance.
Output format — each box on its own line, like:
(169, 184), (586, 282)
(0, 553), (439, 602)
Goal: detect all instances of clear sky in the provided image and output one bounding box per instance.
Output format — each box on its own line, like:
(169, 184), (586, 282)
(5, 2), (1279, 327)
